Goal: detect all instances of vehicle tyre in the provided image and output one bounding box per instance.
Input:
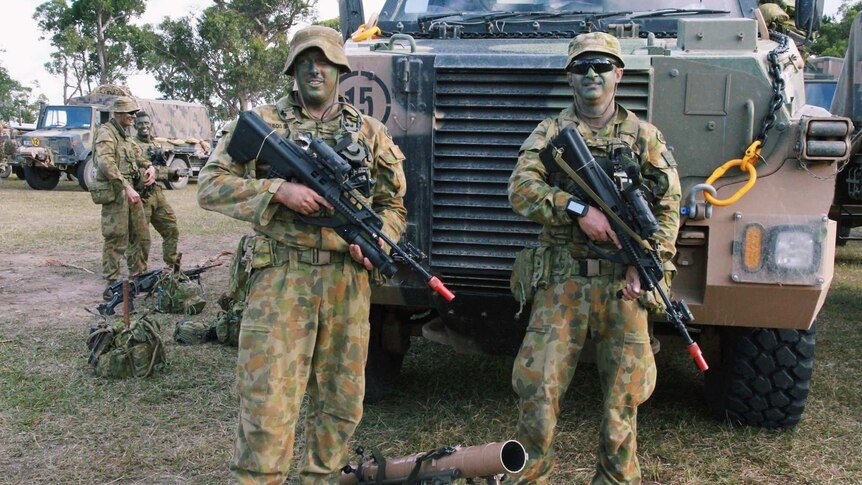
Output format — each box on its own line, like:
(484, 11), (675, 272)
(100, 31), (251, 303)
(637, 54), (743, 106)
(165, 155), (190, 190)
(76, 156), (97, 191)
(0, 164), (10, 178)
(12, 165), (25, 179)
(23, 165), (61, 190)
(364, 306), (409, 403)
(705, 325), (816, 428)
(837, 223), (851, 247)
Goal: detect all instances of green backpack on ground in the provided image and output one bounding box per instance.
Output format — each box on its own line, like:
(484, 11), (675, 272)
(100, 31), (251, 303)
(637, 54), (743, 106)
(214, 294), (243, 347)
(87, 315), (166, 378)
(173, 318), (216, 345)
(156, 267), (206, 315)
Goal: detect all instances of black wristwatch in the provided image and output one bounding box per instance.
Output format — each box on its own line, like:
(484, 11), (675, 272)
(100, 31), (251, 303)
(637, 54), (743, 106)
(566, 197), (590, 218)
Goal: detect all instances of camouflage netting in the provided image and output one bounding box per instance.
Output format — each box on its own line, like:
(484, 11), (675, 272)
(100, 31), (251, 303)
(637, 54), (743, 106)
(91, 84), (134, 97)
(87, 315), (166, 378)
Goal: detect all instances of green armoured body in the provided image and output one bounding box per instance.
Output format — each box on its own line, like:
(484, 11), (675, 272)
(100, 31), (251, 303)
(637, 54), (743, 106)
(132, 135), (180, 267)
(94, 119), (150, 282)
(507, 105), (681, 484)
(197, 92), (406, 484)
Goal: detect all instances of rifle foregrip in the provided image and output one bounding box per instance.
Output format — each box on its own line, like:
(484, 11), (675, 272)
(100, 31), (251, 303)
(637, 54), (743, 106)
(349, 234), (398, 277)
(688, 342), (709, 372)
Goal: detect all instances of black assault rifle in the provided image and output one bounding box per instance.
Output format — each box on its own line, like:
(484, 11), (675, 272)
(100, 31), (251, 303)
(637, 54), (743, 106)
(540, 126), (708, 372)
(97, 263), (219, 316)
(226, 110), (455, 302)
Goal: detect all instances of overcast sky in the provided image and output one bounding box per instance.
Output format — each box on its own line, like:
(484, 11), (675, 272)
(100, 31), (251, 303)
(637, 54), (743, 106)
(0, 0), (841, 106)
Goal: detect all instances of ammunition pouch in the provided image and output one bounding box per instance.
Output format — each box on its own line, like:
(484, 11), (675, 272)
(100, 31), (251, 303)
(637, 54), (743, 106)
(214, 294), (243, 347)
(89, 180), (117, 205)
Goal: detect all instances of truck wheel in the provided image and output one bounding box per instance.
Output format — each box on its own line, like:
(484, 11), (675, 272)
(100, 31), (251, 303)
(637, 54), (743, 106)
(23, 165), (61, 190)
(705, 325), (816, 428)
(76, 157), (96, 191)
(364, 306), (409, 403)
(13, 166), (24, 179)
(165, 156), (190, 190)
(0, 164), (10, 178)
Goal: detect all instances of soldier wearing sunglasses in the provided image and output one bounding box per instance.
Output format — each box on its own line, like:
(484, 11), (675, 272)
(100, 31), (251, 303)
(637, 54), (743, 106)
(506, 32), (681, 484)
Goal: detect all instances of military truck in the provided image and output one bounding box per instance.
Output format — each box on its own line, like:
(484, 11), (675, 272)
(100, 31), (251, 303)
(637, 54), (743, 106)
(13, 90), (212, 191)
(336, 0), (849, 428)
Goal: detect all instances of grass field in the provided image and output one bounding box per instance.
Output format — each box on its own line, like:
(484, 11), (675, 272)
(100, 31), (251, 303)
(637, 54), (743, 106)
(1, 177), (861, 484)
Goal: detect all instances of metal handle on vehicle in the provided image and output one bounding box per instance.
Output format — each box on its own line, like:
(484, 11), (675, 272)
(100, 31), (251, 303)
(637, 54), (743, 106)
(371, 34), (417, 53)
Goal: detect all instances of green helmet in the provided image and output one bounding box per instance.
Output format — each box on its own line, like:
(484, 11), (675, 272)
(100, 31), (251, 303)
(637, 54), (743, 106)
(283, 25), (351, 76)
(566, 32), (625, 70)
(111, 96), (140, 114)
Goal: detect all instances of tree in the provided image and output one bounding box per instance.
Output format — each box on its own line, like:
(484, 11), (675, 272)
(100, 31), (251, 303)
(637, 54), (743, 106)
(34, 0), (146, 101)
(810, 1), (862, 58)
(137, 0), (317, 121)
(0, 61), (44, 123)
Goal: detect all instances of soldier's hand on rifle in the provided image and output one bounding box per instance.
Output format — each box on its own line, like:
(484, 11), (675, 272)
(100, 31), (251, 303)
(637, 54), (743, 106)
(125, 185), (142, 204)
(621, 266), (643, 301)
(349, 239), (385, 271)
(577, 208), (621, 249)
(143, 166), (156, 186)
(273, 181), (334, 215)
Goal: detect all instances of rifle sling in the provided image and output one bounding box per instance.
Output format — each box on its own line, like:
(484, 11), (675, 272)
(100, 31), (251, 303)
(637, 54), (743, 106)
(550, 148), (652, 251)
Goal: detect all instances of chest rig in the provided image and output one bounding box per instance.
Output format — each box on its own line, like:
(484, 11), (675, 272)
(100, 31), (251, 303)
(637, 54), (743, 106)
(256, 98), (376, 197)
(546, 117), (642, 202)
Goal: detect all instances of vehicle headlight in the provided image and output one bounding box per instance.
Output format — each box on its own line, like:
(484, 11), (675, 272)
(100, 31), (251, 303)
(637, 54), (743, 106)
(770, 227), (818, 273)
(732, 216), (826, 285)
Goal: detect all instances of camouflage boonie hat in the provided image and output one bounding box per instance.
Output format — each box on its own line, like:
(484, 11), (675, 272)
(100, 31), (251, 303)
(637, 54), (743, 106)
(283, 25), (351, 75)
(566, 32), (625, 70)
(111, 96), (140, 114)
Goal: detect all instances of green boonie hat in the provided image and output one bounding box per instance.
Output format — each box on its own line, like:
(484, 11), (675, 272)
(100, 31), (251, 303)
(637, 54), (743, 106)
(283, 25), (351, 76)
(111, 96), (140, 114)
(566, 32), (625, 70)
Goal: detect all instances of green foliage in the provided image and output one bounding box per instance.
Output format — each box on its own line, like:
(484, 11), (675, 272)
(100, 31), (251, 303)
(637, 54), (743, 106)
(34, 0), (147, 101)
(810, 1), (862, 58)
(137, 0), (316, 121)
(0, 61), (45, 123)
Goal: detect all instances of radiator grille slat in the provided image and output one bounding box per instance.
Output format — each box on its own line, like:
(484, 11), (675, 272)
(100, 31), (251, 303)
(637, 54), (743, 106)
(431, 68), (651, 289)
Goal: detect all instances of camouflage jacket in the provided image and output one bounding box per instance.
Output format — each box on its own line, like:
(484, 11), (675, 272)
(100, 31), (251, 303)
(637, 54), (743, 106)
(197, 92), (407, 253)
(133, 136), (171, 185)
(95, 119), (151, 189)
(509, 104), (681, 265)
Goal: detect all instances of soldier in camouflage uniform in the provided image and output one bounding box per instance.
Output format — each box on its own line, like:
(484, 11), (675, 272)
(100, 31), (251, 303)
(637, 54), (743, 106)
(197, 25), (407, 485)
(94, 97), (154, 292)
(506, 33), (681, 485)
(130, 111), (181, 268)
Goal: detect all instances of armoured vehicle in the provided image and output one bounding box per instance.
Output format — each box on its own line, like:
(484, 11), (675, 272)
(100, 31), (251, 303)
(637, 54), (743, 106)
(336, 0), (849, 428)
(13, 91), (212, 191)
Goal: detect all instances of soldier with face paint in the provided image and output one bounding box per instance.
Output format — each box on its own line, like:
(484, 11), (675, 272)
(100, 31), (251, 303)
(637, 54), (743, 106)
(129, 111), (181, 268)
(197, 26), (407, 485)
(506, 32), (681, 484)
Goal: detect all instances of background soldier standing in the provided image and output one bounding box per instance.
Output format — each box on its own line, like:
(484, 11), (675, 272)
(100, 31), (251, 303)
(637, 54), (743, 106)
(197, 26), (407, 484)
(506, 33), (681, 484)
(93, 97), (155, 295)
(130, 111), (181, 268)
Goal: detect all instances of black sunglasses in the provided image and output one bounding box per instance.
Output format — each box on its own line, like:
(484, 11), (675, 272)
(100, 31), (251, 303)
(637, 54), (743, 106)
(568, 58), (619, 75)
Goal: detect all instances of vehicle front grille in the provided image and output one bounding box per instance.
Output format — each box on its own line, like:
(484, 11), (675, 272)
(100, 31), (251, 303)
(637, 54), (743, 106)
(47, 137), (73, 163)
(431, 68), (651, 290)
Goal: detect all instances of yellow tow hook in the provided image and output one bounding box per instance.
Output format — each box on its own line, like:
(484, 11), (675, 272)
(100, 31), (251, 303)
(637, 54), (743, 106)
(702, 140), (762, 207)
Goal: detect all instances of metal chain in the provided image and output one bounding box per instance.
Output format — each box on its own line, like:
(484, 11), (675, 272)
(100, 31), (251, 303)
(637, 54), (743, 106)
(798, 157), (850, 181)
(757, 31), (790, 146)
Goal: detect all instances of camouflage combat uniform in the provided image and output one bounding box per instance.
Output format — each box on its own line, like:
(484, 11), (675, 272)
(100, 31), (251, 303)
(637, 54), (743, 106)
(131, 135), (180, 267)
(95, 119), (151, 282)
(507, 104), (681, 484)
(197, 91), (407, 485)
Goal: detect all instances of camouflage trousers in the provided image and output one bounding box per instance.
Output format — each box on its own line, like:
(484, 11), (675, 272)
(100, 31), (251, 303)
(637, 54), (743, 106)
(231, 253), (371, 485)
(509, 269), (656, 485)
(101, 191), (149, 282)
(135, 188), (180, 266)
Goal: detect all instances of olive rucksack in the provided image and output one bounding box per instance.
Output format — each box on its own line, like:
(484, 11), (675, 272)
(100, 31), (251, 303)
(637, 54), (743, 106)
(156, 267), (206, 315)
(87, 314), (166, 378)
